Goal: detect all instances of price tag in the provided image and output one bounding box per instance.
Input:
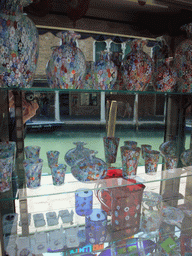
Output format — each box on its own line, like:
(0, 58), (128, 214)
(160, 237), (177, 253)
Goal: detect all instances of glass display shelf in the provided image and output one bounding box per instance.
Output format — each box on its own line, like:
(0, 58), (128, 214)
(1, 86), (192, 96)
(13, 166), (192, 200)
(3, 170), (192, 256)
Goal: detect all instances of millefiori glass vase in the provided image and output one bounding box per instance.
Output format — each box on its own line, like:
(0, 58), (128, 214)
(46, 30), (86, 89)
(122, 39), (153, 91)
(94, 50), (117, 90)
(0, 0), (39, 88)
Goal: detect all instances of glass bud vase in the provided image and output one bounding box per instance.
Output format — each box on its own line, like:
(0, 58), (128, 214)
(94, 50), (117, 90)
(71, 150), (108, 182)
(122, 39), (153, 91)
(46, 30), (86, 89)
(64, 142), (90, 167)
(0, 0), (39, 88)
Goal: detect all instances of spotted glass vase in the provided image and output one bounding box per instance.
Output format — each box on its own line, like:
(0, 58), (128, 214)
(0, 0), (39, 88)
(122, 39), (153, 91)
(46, 30), (86, 89)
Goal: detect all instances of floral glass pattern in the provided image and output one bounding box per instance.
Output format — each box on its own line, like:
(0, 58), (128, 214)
(0, 0), (39, 88)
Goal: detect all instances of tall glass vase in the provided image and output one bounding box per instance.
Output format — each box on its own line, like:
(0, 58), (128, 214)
(0, 0), (39, 88)
(46, 30), (86, 89)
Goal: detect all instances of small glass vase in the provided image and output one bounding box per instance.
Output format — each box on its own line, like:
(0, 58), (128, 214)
(64, 141), (90, 167)
(71, 150), (107, 182)
(94, 50), (117, 90)
(46, 30), (86, 89)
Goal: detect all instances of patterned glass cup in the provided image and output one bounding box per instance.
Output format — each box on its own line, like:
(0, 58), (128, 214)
(23, 158), (43, 188)
(51, 164), (67, 186)
(103, 137), (120, 164)
(24, 146), (41, 159)
(0, 156), (14, 192)
(165, 155), (178, 170)
(124, 141), (137, 149)
(46, 151), (60, 168)
(120, 146), (141, 177)
(144, 150), (160, 175)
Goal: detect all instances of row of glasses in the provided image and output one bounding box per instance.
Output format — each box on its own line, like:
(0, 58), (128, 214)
(23, 146), (67, 188)
(103, 137), (161, 177)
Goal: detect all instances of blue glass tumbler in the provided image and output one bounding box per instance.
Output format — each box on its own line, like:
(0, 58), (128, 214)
(75, 189), (93, 216)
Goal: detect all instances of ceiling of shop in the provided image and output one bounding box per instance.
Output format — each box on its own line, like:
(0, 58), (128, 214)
(24, 0), (192, 37)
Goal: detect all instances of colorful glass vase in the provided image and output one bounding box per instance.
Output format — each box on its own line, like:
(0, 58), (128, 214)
(46, 30), (86, 89)
(122, 39), (153, 91)
(174, 23), (192, 92)
(94, 50), (117, 90)
(153, 57), (177, 92)
(71, 150), (108, 182)
(64, 141), (90, 167)
(0, 0), (39, 88)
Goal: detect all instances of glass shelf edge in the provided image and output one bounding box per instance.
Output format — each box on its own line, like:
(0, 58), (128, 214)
(1, 87), (192, 95)
(14, 167), (192, 200)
